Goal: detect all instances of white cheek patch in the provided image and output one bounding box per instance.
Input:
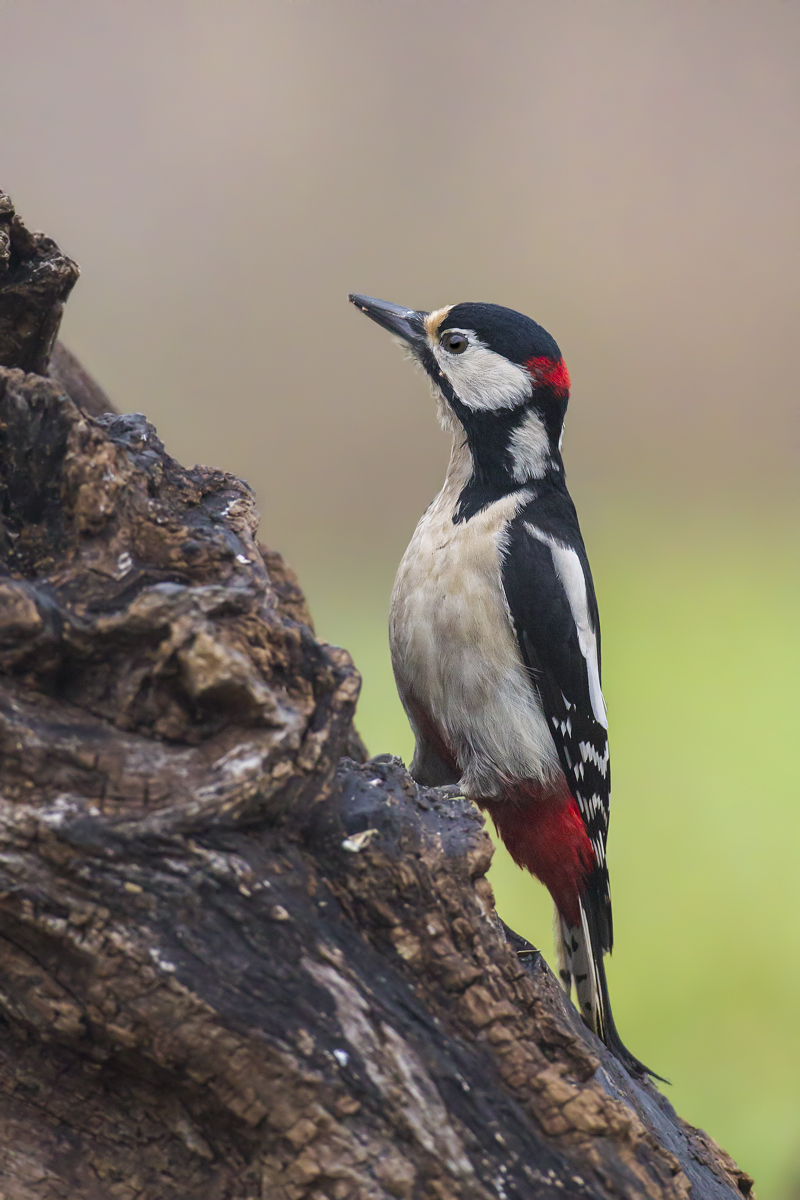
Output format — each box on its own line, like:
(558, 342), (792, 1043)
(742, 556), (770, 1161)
(431, 332), (532, 411)
(508, 409), (551, 481)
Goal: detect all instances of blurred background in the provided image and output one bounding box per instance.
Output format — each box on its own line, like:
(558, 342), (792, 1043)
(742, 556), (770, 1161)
(1, 0), (798, 1191)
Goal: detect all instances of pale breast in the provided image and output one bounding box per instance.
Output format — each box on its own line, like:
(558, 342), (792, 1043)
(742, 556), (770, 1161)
(390, 482), (561, 799)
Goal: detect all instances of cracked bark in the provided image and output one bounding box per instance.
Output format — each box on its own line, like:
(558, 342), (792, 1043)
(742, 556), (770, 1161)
(0, 190), (754, 1200)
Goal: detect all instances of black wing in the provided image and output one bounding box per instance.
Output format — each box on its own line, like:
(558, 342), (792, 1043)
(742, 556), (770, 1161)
(501, 511), (613, 951)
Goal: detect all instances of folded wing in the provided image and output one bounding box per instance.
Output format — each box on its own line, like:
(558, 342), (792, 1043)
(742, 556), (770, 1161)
(500, 514), (613, 953)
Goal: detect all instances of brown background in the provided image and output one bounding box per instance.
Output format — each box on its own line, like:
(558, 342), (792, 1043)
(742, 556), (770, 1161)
(2, 1), (798, 577)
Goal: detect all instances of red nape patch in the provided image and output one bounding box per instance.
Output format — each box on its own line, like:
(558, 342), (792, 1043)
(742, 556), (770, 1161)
(525, 355), (571, 394)
(480, 783), (593, 926)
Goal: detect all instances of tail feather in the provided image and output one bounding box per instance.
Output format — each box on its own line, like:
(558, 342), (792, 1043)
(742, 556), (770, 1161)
(555, 910), (597, 1023)
(556, 901), (665, 1082)
(554, 910), (572, 996)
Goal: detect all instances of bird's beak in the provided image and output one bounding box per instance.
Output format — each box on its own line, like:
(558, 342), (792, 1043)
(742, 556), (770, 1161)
(348, 293), (428, 351)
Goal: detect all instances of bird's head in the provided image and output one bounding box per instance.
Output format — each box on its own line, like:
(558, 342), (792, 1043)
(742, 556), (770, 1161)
(349, 294), (570, 484)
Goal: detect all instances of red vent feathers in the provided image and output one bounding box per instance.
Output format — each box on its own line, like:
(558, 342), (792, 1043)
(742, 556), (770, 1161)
(481, 783), (594, 927)
(525, 355), (571, 394)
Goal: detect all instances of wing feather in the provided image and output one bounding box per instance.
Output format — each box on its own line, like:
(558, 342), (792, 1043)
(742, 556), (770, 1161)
(501, 515), (613, 950)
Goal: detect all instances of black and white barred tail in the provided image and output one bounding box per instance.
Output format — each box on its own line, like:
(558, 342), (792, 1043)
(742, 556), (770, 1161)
(556, 904), (664, 1081)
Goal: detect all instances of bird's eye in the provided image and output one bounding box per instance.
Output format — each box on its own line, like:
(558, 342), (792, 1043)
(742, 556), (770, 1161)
(441, 331), (468, 355)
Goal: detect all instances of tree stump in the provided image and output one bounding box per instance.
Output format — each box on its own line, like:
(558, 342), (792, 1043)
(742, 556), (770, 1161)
(0, 191), (753, 1200)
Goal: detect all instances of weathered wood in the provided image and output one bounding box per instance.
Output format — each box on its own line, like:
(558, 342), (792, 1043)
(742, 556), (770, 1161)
(0, 191), (753, 1199)
(0, 192), (79, 376)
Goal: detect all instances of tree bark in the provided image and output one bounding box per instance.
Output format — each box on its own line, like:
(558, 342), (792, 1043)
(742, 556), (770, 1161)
(0, 190), (753, 1200)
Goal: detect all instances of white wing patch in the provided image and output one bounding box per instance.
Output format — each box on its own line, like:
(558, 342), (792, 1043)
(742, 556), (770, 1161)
(523, 524), (608, 729)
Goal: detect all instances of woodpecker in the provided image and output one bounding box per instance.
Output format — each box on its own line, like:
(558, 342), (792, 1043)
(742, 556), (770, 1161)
(349, 293), (655, 1078)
